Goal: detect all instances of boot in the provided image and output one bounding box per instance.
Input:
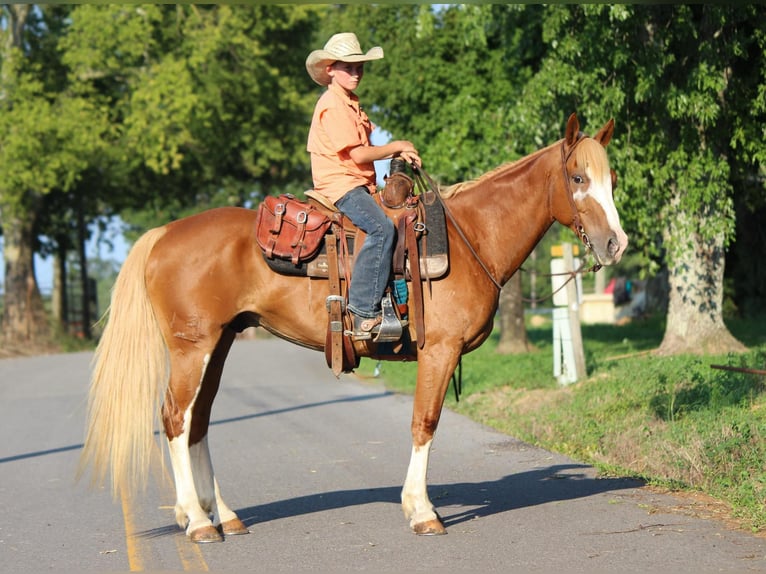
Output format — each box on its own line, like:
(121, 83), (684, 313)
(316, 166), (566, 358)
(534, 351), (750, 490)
(351, 314), (382, 341)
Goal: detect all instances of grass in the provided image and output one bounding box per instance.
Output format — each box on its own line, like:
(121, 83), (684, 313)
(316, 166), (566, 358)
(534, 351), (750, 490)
(360, 312), (766, 533)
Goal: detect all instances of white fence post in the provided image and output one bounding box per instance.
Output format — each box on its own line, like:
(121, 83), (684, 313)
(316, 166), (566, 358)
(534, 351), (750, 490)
(551, 243), (586, 385)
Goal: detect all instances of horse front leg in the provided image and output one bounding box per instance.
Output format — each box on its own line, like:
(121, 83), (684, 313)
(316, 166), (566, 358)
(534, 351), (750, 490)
(401, 347), (460, 535)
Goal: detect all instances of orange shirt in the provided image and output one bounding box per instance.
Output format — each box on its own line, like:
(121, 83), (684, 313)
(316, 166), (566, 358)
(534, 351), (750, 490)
(307, 84), (377, 204)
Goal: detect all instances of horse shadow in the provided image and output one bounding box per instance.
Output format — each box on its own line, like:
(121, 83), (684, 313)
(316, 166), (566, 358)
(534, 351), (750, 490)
(137, 463), (642, 538)
(236, 464), (643, 529)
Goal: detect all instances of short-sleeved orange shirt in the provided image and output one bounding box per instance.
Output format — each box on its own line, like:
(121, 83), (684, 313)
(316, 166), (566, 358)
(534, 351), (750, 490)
(307, 84), (376, 204)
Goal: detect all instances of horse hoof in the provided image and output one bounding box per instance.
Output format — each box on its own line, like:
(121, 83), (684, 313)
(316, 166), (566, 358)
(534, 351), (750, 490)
(190, 525), (224, 543)
(220, 518), (249, 536)
(412, 517), (447, 536)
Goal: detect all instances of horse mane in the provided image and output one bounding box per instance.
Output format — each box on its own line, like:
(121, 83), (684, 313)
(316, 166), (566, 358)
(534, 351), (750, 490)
(438, 142), (558, 199)
(438, 136), (610, 199)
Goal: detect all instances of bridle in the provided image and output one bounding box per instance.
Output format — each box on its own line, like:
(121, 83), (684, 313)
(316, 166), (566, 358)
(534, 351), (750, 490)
(412, 137), (602, 297)
(559, 133), (603, 273)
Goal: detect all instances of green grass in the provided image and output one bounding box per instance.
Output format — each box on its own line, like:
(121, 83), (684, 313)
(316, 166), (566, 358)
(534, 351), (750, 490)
(361, 313), (766, 532)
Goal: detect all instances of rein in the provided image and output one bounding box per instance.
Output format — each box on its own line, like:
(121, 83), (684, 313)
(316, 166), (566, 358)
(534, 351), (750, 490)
(413, 167), (503, 292)
(412, 139), (602, 298)
(518, 258), (598, 305)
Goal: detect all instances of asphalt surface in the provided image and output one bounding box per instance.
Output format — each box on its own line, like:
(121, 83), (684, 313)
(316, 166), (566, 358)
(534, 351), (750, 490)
(1, 337), (765, 573)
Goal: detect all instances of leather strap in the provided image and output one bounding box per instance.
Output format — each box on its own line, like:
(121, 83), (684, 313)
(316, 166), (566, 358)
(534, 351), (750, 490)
(414, 168), (503, 291)
(394, 215), (408, 276)
(325, 230), (344, 376)
(404, 211), (426, 349)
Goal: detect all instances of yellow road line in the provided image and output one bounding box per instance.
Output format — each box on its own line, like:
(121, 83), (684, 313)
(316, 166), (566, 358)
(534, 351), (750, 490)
(121, 482), (209, 571)
(159, 464), (209, 571)
(120, 490), (145, 572)
(175, 535), (210, 571)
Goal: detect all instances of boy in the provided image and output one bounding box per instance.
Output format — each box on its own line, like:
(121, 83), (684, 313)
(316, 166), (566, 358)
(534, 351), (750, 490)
(306, 32), (421, 340)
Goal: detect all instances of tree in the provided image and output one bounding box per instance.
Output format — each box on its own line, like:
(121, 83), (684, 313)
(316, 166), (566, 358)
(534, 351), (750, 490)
(62, 4), (321, 232)
(1, 5), (323, 346)
(0, 5), (109, 345)
(336, 5), (766, 357)
(497, 272), (534, 354)
(509, 5), (763, 355)
(607, 5), (761, 354)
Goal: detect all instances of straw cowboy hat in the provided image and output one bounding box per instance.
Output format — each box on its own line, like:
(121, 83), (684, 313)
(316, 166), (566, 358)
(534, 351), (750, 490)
(306, 32), (384, 86)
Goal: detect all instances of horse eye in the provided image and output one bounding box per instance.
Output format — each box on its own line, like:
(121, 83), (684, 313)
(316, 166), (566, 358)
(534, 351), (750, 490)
(572, 175), (584, 185)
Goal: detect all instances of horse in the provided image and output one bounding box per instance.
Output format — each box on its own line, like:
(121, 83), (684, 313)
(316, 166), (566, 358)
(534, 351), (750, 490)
(79, 113), (628, 543)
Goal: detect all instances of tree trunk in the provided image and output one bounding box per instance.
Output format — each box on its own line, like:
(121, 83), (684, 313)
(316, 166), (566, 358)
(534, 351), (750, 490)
(0, 0), (49, 348)
(496, 271), (534, 354)
(76, 203), (93, 339)
(657, 207), (746, 356)
(1, 212), (51, 345)
(51, 246), (68, 331)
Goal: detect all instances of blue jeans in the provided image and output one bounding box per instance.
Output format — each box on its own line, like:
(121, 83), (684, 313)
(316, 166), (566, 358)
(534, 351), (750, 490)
(335, 187), (395, 318)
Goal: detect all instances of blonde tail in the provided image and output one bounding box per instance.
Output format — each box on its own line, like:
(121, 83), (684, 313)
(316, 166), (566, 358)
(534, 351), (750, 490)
(78, 226), (169, 498)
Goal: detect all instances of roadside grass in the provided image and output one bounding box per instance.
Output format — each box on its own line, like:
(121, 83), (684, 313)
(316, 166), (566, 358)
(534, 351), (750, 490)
(360, 313), (766, 533)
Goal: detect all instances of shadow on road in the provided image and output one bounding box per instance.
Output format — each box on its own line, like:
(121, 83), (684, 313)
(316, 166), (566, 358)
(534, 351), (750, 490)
(136, 463), (643, 538)
(209, 391), (394, 428)
(237, 464), (642, 528)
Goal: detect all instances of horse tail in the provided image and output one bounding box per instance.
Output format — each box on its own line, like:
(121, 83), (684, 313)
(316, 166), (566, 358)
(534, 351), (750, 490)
(78, 225), (169, 498)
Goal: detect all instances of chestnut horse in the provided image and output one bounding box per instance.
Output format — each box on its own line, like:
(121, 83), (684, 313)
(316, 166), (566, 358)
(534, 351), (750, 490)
(80, 113), (628, 543)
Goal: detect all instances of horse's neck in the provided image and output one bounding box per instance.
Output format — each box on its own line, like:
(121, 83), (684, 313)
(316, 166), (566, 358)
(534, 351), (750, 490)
(445, 148), (557, 286)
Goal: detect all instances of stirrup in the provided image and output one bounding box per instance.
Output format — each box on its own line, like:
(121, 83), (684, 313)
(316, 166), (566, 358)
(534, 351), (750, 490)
(374, 294), (404, 343)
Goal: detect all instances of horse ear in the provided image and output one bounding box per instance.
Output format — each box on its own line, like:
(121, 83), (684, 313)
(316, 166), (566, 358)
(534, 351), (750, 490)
(594, 119), (615, 147)
(565, 113), (580, 146)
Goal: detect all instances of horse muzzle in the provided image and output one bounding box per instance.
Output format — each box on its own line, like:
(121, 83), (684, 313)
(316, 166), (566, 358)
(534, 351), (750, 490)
(592, 228), (628, 266)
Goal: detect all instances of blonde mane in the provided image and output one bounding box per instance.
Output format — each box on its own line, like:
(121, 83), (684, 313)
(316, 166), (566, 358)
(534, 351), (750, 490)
(437, 137), (609, 198)
(438, 142), (558, 198)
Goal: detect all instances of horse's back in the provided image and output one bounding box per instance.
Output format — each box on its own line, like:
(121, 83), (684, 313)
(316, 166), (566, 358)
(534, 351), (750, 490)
(159, 206), (257, 254)
(149, 207), (258, 275)
(145, 206), (328, 347)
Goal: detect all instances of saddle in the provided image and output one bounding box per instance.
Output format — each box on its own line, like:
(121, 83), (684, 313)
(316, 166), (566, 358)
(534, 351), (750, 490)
(254, 176), (449, 376)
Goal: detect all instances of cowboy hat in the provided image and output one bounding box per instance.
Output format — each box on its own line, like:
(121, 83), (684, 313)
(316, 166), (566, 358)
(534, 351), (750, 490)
(306, 32), (384, 86)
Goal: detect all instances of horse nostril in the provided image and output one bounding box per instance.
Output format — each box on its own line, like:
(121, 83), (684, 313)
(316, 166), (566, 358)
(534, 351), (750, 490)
(607, 237), (619, 257)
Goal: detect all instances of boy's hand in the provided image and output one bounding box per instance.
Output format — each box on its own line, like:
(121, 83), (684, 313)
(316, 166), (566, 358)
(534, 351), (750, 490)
(399, 146), (421, 168)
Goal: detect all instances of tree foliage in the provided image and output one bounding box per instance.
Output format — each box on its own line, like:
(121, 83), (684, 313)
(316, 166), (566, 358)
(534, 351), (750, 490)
(0, 4), (322, 342)
(1, 4), (764, 354)
(62, 4), (322, 228)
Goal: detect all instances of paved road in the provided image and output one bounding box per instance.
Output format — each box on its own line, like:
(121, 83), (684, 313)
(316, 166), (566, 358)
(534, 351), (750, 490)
(1, 338), (765, 572)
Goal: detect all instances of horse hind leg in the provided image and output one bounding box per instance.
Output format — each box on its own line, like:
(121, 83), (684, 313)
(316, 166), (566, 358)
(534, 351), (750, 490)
(168, 429), (222, 543)
(165, 354), (222, 543)
(165, 331), (246, 543)
(190, 436), (249, 537)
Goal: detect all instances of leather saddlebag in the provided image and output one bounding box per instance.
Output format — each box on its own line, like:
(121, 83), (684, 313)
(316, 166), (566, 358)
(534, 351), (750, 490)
(255, 194), (332, 265)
